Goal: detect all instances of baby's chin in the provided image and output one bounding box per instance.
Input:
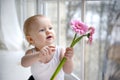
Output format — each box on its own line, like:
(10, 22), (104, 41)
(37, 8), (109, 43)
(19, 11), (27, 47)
(45, 42), (54, 46)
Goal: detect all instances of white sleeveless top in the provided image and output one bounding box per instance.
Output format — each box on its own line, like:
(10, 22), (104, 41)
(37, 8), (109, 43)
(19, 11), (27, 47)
(31, 46), (64, 80)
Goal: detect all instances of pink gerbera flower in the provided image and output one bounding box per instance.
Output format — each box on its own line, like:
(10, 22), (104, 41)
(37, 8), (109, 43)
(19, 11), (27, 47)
(70, 20), (88, 35)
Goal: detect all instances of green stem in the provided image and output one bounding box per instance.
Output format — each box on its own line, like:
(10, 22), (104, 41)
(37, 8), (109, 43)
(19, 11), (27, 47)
(50, 33), (88, 80)
(70, 34), (87, 47)
(70, 33), (77, 47)
(50, 57), (67, 80)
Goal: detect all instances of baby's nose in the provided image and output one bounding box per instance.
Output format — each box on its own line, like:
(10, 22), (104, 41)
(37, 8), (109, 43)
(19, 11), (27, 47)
(46, 30), (51, 35)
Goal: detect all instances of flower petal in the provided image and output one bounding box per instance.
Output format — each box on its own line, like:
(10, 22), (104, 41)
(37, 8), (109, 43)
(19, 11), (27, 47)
(70, 20), (88, 35)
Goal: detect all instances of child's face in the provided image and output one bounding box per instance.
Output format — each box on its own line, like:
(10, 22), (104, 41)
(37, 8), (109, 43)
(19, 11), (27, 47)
(28, 17), (55, 48)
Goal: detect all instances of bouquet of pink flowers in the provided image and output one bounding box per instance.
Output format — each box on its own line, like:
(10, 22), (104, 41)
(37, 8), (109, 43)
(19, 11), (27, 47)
(50, 20), (95, 80)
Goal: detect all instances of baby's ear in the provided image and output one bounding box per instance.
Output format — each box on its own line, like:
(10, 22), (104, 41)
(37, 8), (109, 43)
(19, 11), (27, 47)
(26, 36), (34, 44)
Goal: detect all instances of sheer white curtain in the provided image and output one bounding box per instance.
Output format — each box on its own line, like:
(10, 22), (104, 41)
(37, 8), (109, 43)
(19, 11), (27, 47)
(0, 0), (30, 80)
(0, 0), (23, 51)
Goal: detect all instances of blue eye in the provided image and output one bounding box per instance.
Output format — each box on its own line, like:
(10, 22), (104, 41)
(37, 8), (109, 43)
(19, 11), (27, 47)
(39, 29), (45, 32)
(49, 27), (53, 30)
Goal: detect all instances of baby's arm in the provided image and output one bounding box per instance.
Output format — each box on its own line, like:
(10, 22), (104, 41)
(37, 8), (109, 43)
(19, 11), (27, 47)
(21, 46), (55, 67)
(60, 47), (74, 74)
(21, 49), (40, 67)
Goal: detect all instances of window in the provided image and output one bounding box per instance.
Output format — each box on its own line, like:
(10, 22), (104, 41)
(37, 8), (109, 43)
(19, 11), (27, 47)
(16, 0), (120, 80)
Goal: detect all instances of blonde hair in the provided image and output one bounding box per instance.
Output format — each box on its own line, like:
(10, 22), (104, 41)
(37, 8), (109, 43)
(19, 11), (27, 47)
(23, 14), (45, 36)
(23, 14), (45, 45)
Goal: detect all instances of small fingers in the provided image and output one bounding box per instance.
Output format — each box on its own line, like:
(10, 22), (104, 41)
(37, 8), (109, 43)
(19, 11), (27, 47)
(65, 51), (73, 57)
(48, 46), (56, 54)
(40, 46), (49, 55)
(67, 47), (73, 50)
(64, 47), (74, 60)
(38, 46), (56, 57)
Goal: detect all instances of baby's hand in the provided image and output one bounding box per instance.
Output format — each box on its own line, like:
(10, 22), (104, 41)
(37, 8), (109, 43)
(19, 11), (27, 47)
(48, 46), (56, 54)
(38, 46), (55, 56)
(64, 47), (74, 61)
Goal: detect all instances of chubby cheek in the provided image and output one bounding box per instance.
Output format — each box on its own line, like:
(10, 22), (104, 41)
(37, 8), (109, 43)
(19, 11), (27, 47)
(34, 35), (46, 45)
(37, 37), (44, 42)
(53, 35), (56, 40)
(52, 31), (56, 39)
(34, 38), (45, 46)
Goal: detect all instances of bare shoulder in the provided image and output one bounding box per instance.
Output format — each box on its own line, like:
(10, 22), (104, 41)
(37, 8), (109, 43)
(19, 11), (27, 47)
(25, 48), (34, 55)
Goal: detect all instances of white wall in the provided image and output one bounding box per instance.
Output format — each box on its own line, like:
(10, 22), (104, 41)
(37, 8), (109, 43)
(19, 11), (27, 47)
(0, 51), (30, 80)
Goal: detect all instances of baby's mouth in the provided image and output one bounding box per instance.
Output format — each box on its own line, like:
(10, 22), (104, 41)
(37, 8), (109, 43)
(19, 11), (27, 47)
(46, 36), (53, 39)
